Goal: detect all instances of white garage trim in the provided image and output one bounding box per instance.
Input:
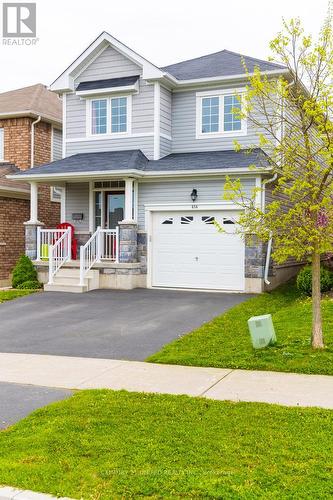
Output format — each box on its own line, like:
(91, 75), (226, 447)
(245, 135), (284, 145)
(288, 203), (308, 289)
(146, 203), (244, 291)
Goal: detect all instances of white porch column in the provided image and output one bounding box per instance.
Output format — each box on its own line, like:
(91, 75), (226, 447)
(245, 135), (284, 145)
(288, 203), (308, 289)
(124, 178), (134, 222)
(24, 181), (43, 259)
(29, 181), (40, 223)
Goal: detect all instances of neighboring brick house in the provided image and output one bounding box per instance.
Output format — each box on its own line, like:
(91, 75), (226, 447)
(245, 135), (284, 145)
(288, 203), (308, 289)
(0, 84), (62, 285)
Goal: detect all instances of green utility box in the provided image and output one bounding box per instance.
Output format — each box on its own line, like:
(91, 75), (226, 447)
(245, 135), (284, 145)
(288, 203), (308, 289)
(247, 314), (276, 349)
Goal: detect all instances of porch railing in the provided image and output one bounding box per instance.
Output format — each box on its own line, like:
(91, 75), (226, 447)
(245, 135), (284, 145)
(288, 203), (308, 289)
(48, 227), (71, 284)
(37, 228), (68, 261)
(79, 227), (119, 286)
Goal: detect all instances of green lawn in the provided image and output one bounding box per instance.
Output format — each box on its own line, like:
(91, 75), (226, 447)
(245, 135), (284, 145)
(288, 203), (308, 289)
(147, 283), (333, 375)
(0, 289), (37, 303)
(0, 390), (333, 499)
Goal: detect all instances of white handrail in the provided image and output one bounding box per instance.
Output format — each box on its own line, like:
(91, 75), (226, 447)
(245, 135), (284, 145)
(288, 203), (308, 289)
(48, 228), (71, 284)
(79, 227), (101, 286)
(37, 228), (67, 261)
(79, 227), (118, 286)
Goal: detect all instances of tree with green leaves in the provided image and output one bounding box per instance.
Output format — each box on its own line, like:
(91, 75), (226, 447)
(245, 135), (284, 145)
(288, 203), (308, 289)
(224, 14), (333, 349)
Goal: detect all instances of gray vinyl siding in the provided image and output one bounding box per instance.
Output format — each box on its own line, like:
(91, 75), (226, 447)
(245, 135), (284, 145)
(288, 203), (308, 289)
(65, 182), (89, 232)
(52, 127), (62, 160)
(171, 85), (268, 153)
(160, 136), (172, 157)
(160, 86), (172, 136)
(66, 80), (154, 139)
(265, 182), (301, 270)
(137, 177), (255, 229)
(64, 45), (155, 158)
(66, 135), (154, 159)
(76, 45), (141, 83)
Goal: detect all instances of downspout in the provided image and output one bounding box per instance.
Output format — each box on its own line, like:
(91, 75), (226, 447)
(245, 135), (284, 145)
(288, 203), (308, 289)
(31, 115), (41, 168)
(262, 174), (277, 285)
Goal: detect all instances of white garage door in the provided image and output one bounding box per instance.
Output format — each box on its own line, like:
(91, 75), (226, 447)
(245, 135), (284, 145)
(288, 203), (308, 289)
(151, 211), (245, 291)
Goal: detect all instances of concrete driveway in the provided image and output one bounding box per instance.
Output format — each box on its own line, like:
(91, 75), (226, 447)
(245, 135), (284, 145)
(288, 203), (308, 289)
(0, 289), (252, 360)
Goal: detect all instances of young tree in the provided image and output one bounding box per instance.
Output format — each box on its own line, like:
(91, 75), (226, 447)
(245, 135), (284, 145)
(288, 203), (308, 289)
(224, 15), (333, 348)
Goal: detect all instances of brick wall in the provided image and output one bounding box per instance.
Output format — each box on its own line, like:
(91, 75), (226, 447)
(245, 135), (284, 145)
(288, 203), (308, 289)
(1, 117), (31, 170)
(0, 196), (29, 283)
(0, 116), (61, 283)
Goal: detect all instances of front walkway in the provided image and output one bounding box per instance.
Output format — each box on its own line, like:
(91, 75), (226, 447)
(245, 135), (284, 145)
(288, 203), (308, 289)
(1, 353), (333, 409)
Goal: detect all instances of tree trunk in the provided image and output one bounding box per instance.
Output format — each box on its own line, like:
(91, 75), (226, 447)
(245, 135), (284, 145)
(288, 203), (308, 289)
(312, 251), (324, 349)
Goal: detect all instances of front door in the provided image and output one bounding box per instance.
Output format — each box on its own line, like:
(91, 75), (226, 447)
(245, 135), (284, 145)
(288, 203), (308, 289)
(94, 191), (125, 230)
(106, 192), (125, 229)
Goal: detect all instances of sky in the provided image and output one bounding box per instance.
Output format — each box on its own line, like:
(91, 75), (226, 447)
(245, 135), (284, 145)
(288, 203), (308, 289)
(0, 0), (330, 92)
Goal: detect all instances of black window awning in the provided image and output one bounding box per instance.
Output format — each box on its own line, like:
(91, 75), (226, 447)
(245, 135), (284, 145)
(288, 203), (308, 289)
(76, 75), (140, 92)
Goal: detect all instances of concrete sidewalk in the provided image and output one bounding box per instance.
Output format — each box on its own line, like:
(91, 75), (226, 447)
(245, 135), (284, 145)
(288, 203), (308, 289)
(0, 353), (332, 409)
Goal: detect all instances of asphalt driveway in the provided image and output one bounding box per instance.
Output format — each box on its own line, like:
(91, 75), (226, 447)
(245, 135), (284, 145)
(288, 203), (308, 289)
(0, 382), (72, 429)
(0, 289), (252, 360)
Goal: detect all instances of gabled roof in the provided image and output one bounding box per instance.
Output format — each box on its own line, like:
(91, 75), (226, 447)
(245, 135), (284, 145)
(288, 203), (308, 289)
(50, 31), (164, 93)
(50, 32), (289, 93)
(0, 84), (62, 125)
(163, 49), (286, 81)
(7, 149), (269, 181)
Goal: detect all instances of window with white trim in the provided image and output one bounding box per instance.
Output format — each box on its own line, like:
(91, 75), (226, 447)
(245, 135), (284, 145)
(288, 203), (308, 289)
(0, 128), (4, 160)
(197, 90), (245, 137)
(223, 95), (241, 132)
(91, 99), (107, 134)
(111, 97), (127, 133)
(89, 96), (129, 136)
(202, 97), (219, 133)
(50, 186), (63, 203)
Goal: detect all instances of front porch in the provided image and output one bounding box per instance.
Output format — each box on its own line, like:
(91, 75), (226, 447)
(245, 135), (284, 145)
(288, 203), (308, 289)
(24, 177), (146, 292)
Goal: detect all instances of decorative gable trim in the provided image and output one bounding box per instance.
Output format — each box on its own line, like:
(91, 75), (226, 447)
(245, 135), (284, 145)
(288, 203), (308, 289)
(50, 32), (164, 93)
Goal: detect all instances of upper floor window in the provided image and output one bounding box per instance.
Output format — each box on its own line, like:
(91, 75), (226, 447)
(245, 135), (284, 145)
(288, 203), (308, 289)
(111, 97), (127, 133)
(91, 99), (107, 134)
(196, 89), (246, 138)
(202, 97), (219, 133)
(89, 96), (130, 136)
(0, 128), (4, 160)
(223, 95), (242, 132)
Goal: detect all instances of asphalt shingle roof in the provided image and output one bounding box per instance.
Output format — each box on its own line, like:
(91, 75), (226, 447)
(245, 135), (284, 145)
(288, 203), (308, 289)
(0, 84), (62, 124)
(9, 149), (269, 176)
(162, 49), (286, 80)
(0, 163), (30, 191)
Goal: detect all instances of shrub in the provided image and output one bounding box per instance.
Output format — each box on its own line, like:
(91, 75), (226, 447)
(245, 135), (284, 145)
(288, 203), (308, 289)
(296, 265), (333, 296)
(12, 255), (38, 288)
(16, 280), (42, 290)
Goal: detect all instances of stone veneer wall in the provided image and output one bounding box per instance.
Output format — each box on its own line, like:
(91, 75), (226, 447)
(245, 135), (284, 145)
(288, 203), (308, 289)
(137, 232), (147, 274)
(245, 235), (268, 279)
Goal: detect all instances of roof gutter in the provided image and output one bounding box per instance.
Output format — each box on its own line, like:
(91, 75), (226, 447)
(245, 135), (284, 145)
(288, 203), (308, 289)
(0, 111), (62, 127)
(7, 166), (272, 182)
(157, 68), (290, 89)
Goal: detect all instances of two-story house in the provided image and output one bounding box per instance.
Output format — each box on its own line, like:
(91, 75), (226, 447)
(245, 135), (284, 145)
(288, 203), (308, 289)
(8, 32), (295, 293)
(0, 84), (62, 286)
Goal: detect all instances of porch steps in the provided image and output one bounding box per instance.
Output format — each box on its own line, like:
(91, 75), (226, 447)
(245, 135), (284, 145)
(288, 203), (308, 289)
(44, 268), (100, 293)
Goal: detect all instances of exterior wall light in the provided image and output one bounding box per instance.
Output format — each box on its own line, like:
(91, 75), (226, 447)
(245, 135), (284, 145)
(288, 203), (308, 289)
(191, 189), (198, 202)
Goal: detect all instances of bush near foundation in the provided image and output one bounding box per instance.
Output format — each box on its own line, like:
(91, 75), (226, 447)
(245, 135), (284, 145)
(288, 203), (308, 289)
(296, 266), (333, 296)
(12, 255), (41, 289)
